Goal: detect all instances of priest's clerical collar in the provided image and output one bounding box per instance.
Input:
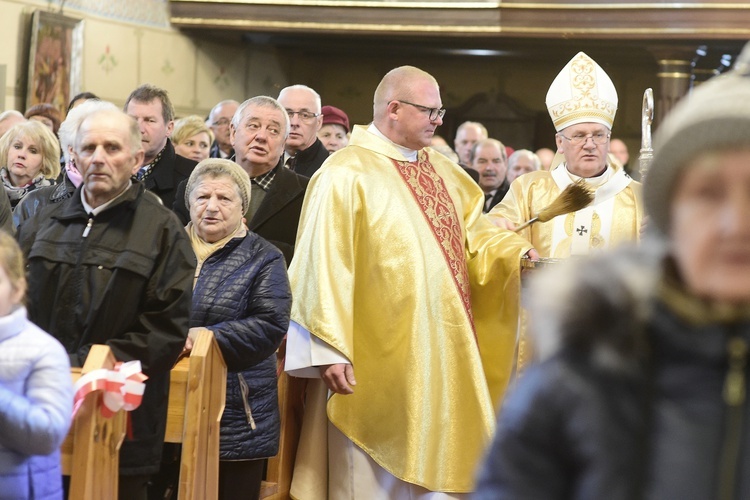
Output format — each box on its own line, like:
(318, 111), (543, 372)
(367, 123), (418, 162)
(565, 163), (611, 188)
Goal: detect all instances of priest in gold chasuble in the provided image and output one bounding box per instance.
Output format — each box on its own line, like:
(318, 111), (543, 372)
(285, 66), (532, 498)
(488, 52), (643, 258)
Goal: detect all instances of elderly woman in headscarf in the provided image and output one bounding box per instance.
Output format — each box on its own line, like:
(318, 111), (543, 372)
(475, 43), (750, 500)
(183, 158), (291, 500)
(0, 121), (59, 209)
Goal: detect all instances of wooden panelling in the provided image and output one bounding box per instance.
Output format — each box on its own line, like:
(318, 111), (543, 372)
(169, 0), (750, 39)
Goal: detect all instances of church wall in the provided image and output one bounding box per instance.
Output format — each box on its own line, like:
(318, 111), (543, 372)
(0, 0), (289, 119)
(0, 0), (658, 157)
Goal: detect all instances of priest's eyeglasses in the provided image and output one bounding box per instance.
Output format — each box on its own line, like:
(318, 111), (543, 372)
(559, 132), (611, 146)
(395, 100), (447, 121)
(286, 110), (321, 123)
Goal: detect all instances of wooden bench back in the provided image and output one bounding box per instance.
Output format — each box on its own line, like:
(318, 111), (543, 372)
(62, 330), (226, 500)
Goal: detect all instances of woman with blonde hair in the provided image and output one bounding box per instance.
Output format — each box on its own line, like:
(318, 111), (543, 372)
(172, 115), (214, 162)
(0, 121), (60, 208)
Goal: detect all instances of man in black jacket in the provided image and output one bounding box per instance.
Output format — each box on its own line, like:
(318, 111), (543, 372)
(125, 84), (197, 208)
(471, 138), (510, 213)
(174, 96), (308, 265)
(17, 108), (195, 500)
(207, 99), (239, 159)
(277, 85), (329, 178)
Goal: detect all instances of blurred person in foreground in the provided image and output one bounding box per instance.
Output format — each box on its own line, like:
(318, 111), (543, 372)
(0, 232), (72, 499)
(475, 43), (750, 500)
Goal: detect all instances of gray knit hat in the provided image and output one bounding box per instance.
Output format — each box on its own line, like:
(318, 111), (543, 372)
(645, 42), (750, 236)
(184, 158), (252, 214)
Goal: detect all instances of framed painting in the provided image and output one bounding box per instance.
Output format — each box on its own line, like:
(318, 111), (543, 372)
(26, 10), (84, 117)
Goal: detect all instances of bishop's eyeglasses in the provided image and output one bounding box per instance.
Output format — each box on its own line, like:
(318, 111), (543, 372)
(558, 132), (611, 146)
(394, 100), (446, 121)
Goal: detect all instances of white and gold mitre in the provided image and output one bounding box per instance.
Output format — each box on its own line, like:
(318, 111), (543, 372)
(545, 52), (618, 131)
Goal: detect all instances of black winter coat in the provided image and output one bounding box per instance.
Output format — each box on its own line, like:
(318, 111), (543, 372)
(143, 139), (197, 209)
(191, 231), (291, 460)
(16, 183), (195, 475)
(286, 137), (329, 178)
(475, 252), (750, 500)
(13, 171), (77, 229)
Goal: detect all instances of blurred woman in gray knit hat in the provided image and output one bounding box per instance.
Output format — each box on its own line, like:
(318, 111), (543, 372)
(475, 43), (750, 500)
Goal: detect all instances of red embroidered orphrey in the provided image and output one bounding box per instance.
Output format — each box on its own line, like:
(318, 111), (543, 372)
(391, 152), (476, 339)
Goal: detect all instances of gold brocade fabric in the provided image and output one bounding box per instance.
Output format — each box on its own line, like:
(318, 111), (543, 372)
(390, 154), (476, 336)
(489, 168), (642, 258)
(288, 125), (531, 494)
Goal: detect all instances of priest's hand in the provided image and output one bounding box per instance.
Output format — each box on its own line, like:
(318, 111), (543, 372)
(320, 363), (356, 395)
(526, 248), (540, 261)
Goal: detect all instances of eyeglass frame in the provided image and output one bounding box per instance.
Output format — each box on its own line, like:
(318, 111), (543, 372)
(392, 100), (446, 121)
(286, 110), (321, 123)
(557, 131), (611, 146)
(211, 118), (231, 127)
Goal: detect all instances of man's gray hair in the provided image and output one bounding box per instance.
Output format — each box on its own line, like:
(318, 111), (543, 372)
(0, 110), (24, 124)
(75, 109), (143, 156)
(456, 121), (488, 139)
(59, 100), (118, 162)
(184, 158), (252, 215)
(232, 96), (290, 139)
(469, 138), (506, 164)
(208, 99), (240, 123)
(508, 149), (542, 170)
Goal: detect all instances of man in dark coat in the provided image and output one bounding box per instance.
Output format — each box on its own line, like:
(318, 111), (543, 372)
(17, 108), (195, 500)
(175, 96), (308, 265)
(207, 99), (239, 159)
(471, 138), (510, 212)
(277, 85), (329, 178)
(125, 84), (197, 209)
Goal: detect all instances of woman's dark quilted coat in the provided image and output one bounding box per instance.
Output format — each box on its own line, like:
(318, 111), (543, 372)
(191, 232), (291, 459)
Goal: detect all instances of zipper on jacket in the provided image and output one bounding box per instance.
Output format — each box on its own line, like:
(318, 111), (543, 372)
(718, 336), (747, 500)
(82, 214), (94, 238)
(237, 373), (257, 430)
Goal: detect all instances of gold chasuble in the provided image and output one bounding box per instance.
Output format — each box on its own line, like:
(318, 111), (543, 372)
(288, 125), (531, 493)
(490, 163), (642, 258)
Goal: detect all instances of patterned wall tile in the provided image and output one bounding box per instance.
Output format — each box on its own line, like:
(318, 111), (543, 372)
(63, 0), (170, 28)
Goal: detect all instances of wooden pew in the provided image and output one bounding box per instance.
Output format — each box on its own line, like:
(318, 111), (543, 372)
(62, 330), (226, 500)
(62, 345), (127, 500)
(165, 329), (226, 500)
(260, 366), (306, 499)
